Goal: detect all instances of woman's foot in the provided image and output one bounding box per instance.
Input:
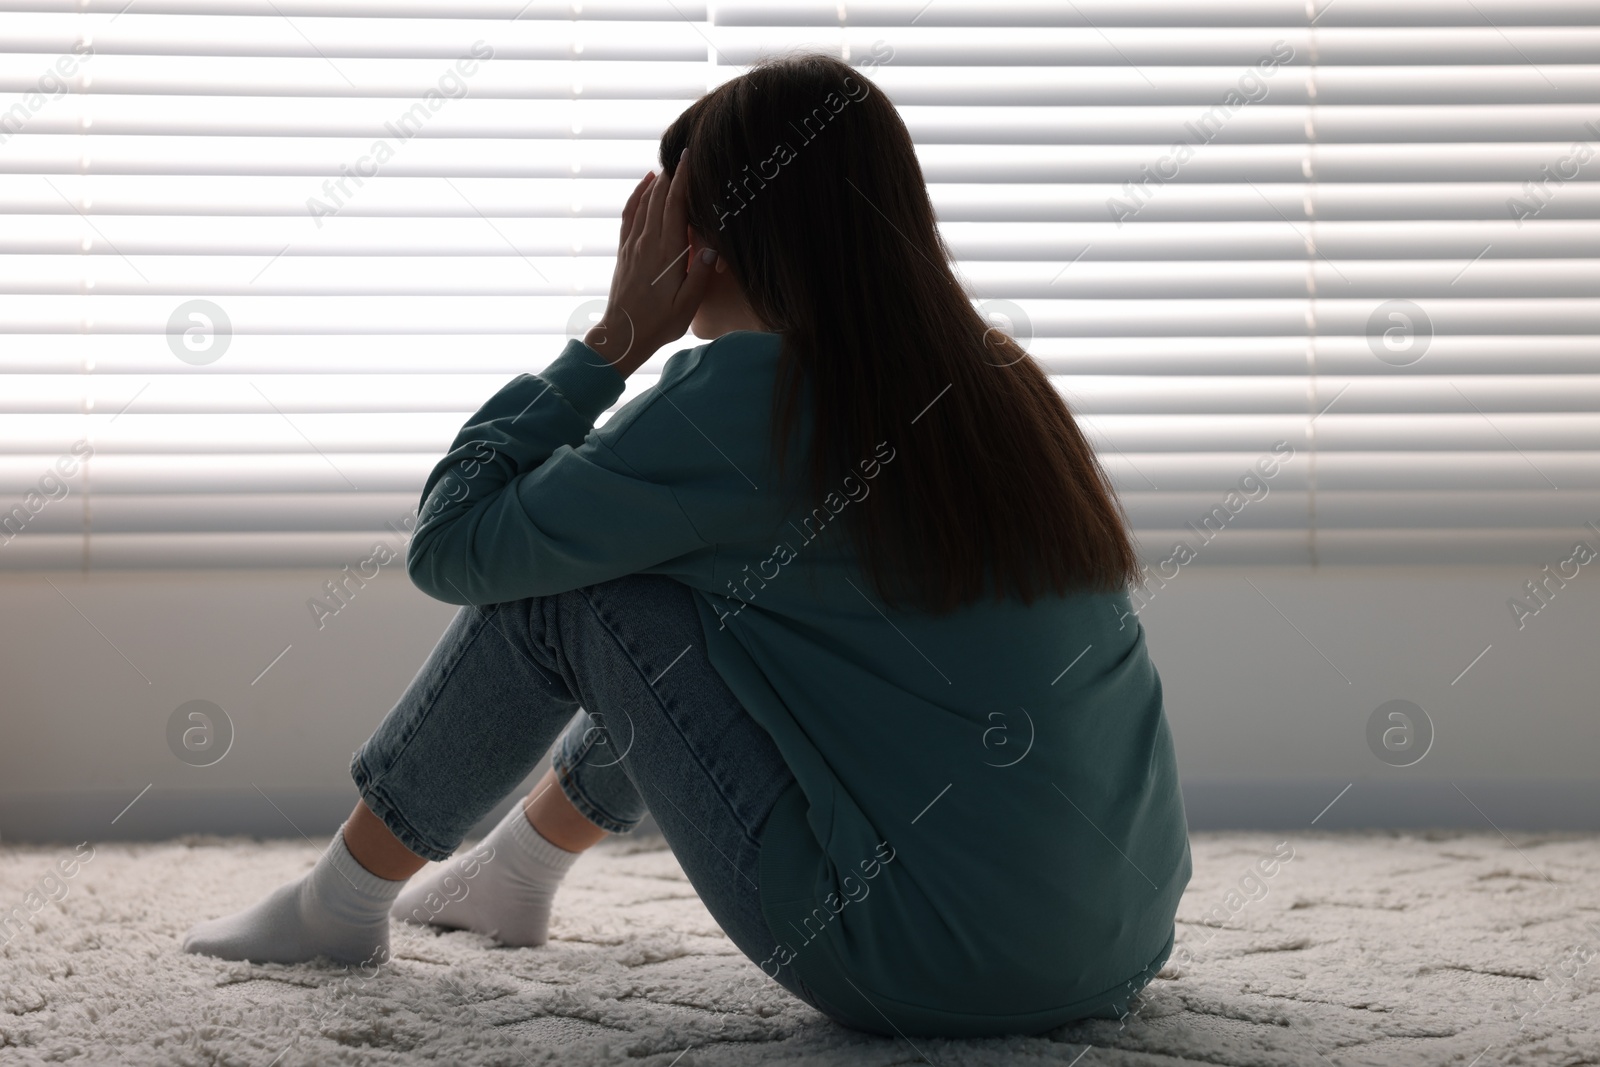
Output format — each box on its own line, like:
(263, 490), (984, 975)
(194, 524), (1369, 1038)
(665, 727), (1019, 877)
(391, 801), (580, 948)
(182, 832), (404, 965)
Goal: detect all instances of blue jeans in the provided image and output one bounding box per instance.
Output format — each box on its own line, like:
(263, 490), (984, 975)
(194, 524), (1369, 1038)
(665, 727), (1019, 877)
(350, 573), (825, 1015)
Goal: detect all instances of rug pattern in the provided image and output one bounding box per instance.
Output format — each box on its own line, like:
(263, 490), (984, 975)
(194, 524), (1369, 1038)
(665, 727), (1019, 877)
(1, 831), (1596, 1065)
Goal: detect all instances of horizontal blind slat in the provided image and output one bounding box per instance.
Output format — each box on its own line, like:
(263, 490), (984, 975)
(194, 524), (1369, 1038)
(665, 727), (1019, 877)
(11, 373), (1600, 415)
(3, 179), (1596, 222)
(7, 334), (1600, 376)
(7, 139), (1600, 181)
(9, 99), (1600, 141)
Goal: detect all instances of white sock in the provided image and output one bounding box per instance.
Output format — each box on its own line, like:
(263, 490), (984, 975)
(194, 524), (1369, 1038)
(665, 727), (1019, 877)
(183, 831), (403, 966)
(391, 801), (580, 948)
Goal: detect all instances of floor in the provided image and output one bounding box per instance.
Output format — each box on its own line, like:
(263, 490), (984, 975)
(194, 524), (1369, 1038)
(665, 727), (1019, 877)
(1, 830), (1596, 1066)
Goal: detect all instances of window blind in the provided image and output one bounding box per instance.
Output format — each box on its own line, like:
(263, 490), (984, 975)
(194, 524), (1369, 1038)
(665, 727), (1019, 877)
(1, 0), (1596, 570)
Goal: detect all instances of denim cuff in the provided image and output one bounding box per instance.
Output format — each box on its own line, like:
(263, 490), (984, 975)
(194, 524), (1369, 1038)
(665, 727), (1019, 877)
(549, 749), (645, 835)
(350, 748), (456, 863)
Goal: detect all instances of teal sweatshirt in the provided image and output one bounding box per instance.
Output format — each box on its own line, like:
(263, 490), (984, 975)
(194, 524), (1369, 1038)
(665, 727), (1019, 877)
(407, 330), (1192, 1038)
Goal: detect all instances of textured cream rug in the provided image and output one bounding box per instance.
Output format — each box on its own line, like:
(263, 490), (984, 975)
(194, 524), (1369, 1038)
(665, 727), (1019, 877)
(1, 830), (1596, 1066)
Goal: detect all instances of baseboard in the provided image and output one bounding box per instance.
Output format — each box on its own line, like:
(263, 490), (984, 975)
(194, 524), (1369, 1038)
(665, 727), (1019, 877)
(2, 779), (1593, 847)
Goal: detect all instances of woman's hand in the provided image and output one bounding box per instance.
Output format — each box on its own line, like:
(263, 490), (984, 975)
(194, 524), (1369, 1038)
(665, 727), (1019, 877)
(583, 155), (718, 378)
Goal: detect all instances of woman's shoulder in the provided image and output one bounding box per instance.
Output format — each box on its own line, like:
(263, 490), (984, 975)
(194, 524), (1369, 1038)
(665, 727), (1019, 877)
(595, 330), (786, 455)
(709, 328), (783, 347)
(658, 329), (784, 398)
(689, 329), (783, 367)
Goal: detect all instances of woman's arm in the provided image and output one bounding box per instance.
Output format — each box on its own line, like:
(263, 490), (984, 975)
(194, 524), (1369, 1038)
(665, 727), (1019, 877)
(406, 158), (723, 605)
(404, 342), (704, 605)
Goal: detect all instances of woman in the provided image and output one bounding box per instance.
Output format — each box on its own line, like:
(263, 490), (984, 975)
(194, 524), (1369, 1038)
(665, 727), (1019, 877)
(184, 52), (1191, 1039)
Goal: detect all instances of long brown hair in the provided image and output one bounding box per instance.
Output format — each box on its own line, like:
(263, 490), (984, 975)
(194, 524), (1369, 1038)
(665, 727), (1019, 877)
(658, 52), (1138, 614)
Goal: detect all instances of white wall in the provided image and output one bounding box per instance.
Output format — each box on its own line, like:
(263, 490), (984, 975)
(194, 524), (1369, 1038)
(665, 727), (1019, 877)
(2, 562), (1596, 844)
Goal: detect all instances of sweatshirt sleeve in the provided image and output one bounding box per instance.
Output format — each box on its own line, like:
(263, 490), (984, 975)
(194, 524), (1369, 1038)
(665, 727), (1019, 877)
(405, 338), (710, 606)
